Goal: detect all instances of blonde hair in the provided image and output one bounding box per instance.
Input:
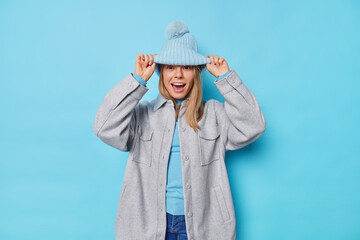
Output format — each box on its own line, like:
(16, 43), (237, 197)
(158, 64), (206, 132)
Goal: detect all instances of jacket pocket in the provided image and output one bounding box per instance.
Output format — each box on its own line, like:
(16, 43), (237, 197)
(212, 185), (231, 223)
(132, 125), (153, 167)
(198, 126), (221, 165)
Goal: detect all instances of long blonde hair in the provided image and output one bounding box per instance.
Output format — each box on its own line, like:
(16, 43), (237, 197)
(158, 64), (206, 132)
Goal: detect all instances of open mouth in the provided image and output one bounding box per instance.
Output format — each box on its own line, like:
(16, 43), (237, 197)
(171, 83), (186, 93)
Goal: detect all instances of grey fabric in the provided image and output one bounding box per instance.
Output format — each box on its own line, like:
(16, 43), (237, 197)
(93, 69), (266, 240)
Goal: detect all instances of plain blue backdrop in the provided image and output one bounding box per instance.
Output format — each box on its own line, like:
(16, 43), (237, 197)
(1, 0), (359, 239)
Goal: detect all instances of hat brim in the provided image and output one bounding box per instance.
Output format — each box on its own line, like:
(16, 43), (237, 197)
(154, 63), (208, 78)
(153, 50), (210, 77)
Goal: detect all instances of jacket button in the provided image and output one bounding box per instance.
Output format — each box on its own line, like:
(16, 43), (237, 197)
(185, 155), (189, 161)
(181, 127), (186, 132)
(187, 212), (193, 217)
(186, 184), (191, 189)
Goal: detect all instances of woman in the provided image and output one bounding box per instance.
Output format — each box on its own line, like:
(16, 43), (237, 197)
(93, 21), (266, 240)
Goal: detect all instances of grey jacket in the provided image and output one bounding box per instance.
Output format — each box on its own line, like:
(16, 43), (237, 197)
(93, 69), (266, 240)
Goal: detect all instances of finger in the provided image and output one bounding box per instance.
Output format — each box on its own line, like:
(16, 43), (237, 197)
(149, 54), (154, 65)
(137, 54), (142, 62)
(144, 54), (149, 66)
(209, 55), (214, 64)
(219, 57), (224, 65)
(214, 55), (220, 65)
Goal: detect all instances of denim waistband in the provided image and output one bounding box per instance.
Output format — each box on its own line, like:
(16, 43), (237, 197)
(166, 212), (187, 234)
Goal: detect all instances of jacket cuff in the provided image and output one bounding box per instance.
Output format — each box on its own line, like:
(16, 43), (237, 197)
(108, 73), (149, 103)
(215, 70), (231, 82)
(127, 73), (149, 99)
(214, 69), (243, 95)
(131, 72), (147, 86)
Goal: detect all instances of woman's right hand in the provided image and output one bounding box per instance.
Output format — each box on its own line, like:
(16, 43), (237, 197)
(134, 54), (157, 82)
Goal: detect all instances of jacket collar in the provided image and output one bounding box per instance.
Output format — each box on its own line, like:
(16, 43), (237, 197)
(153, 93), (188, 112)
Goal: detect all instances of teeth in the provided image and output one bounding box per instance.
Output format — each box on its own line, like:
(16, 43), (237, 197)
(172, 83), (185, 86)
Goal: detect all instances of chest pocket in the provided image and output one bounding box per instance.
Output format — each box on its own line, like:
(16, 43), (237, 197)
(198, 126), (221, 165)
(132, 125), (153, 167)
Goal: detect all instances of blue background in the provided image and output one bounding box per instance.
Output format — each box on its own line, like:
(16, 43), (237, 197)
(1, 0), (359, 239)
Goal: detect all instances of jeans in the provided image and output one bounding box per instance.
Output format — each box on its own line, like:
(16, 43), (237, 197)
(165, 212), (188, 240)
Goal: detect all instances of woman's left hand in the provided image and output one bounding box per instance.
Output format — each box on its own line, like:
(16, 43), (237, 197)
(205, 55), (230, 78)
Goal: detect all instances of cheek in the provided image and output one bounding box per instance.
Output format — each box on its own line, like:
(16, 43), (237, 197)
(164, 77), (172, 87)
(162, 75), (170, 86)
(188, 79), (194, 88)
(186, 73), (195, 86)
(163, 80), (170, 89)
(163, 72), (173, 80)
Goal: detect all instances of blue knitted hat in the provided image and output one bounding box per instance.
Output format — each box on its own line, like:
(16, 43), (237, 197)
(153, 21), (210, 77)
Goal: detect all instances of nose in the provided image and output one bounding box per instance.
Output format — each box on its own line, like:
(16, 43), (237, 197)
(175, 66), (183, 78)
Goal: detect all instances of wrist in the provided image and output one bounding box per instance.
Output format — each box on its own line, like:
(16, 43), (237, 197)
(132, 72), (147, 86)
(218, 69), (230, 77)
(216, 70), (230, 78)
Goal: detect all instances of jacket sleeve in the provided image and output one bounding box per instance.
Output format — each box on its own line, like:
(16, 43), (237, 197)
(214, 69), (266, 151)
(93, 73), (149, 151)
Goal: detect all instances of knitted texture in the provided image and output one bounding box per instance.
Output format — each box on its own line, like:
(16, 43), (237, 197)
(154, 21), (210, 76)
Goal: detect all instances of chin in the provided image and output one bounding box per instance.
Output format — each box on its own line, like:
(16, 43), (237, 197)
(171, 92), (187, 99)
